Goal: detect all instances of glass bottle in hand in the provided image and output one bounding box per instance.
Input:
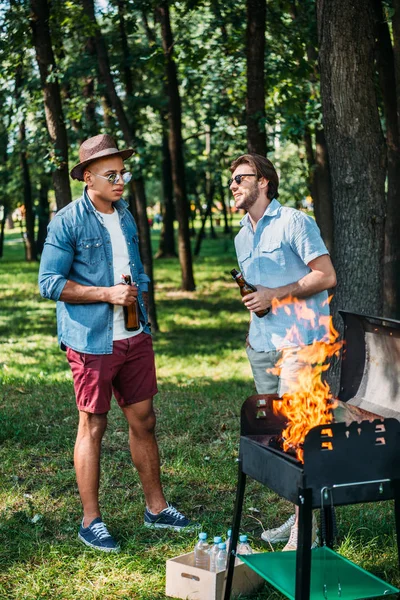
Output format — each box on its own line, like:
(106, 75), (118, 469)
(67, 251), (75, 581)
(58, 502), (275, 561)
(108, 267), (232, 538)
(230, 269), (270, 317)
(121, 274), (140, 331)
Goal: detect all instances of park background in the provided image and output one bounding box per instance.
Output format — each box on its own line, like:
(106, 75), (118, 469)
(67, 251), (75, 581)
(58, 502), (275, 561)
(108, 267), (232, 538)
(1, 0), (400, 598)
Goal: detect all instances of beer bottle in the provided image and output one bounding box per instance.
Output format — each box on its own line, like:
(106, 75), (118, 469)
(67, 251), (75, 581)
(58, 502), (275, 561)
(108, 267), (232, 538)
(230, 268), (270, 317)
(121, 274), (141, 331)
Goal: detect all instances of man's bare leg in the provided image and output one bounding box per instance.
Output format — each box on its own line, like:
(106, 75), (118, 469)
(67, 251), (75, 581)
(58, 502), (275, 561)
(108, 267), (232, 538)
(74, 411), (108, 527)
(122, 399), (167, 514)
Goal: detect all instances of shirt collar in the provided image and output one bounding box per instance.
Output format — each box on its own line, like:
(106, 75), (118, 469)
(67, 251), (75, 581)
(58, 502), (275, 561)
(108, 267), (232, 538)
(239, 198), (281, 228)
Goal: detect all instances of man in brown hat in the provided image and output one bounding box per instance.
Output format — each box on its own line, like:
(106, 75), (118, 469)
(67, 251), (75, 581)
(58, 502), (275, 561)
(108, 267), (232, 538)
(39, 134), (196, 552)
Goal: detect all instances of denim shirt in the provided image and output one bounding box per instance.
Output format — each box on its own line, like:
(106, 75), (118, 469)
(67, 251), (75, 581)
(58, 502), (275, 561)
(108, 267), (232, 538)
(234, 199), (330, 352)
(39, 189), (151, 354)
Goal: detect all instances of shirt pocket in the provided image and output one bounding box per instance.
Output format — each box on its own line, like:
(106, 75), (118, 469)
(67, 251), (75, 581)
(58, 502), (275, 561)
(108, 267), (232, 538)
(237, 250), (252, 271)
(260, 239), (286, 268)
(77, 237), (104, 266)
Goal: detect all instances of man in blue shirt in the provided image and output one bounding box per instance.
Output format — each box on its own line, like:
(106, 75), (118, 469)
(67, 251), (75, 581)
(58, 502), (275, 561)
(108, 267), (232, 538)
(230, 153), (336, 550)
(39, 134), (195, 552)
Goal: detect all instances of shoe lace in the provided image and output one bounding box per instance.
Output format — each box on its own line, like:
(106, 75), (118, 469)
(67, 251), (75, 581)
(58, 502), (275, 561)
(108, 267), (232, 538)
(276, 514), (295, 533)
(164, 504), (184, 519)
(91, 521), (111, 540)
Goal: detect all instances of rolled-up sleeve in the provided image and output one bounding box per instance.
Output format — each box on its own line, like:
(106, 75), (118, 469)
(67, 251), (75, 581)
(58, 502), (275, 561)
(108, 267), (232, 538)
(38, 217), (75, 301)
(289, 212), (328, 265)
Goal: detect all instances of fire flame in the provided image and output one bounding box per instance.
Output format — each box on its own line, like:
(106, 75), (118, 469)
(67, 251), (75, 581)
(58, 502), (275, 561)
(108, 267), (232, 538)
(270, 296), (343, 462)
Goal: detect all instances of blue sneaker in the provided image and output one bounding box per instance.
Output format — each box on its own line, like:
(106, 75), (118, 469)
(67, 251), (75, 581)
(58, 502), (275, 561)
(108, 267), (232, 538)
(144, 503), (199, 531)
(78, 517), (120, 553)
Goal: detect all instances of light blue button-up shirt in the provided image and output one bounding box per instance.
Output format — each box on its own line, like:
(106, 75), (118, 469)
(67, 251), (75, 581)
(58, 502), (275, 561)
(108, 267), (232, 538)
(234, 198), (330, 352)
(39, 189), (150, 354)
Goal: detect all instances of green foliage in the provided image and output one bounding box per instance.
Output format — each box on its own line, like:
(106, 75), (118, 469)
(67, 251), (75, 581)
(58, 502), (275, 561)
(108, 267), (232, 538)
(0, 0), (322, 222)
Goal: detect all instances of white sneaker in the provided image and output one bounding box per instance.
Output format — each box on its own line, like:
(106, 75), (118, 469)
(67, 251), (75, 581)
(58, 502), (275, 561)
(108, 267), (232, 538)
(261, 514), (296, 543)
(282, 513), (319, 551)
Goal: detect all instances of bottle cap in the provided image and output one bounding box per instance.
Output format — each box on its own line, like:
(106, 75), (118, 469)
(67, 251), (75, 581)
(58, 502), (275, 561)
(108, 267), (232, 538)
(214, 536), (222, 543)
(239, 535), (248, 543)
(199, 532), (207, 540)
(218, 542), (226, 549)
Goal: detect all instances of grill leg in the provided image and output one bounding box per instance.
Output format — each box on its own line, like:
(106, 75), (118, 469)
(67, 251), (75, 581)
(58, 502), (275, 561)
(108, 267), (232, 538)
(394, 479), (400, 573)
(295, 488), (313, 600)
(320, 506), (335, 549)
(223, 462), (246, 600)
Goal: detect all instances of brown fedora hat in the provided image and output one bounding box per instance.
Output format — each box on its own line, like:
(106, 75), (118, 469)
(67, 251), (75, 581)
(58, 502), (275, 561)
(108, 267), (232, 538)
(70, 134), (134, 181)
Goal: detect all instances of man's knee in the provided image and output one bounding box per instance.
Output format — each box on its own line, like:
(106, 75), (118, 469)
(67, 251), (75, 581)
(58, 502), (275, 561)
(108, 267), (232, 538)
(126, 403), (156, 436)
(77, 411), (108, 442)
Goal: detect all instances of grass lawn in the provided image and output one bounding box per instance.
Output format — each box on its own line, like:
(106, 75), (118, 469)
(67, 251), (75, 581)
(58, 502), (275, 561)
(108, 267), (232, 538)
(0, 225), (399, 599)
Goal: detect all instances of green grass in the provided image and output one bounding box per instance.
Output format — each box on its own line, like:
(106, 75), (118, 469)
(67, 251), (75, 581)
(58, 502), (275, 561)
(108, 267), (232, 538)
(0, 226), (399, 599)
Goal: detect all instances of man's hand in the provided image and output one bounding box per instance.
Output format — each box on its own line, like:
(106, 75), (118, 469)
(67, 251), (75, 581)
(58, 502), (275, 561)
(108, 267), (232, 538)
(107, 283), (138, 306)
(243, 285), (274, 313)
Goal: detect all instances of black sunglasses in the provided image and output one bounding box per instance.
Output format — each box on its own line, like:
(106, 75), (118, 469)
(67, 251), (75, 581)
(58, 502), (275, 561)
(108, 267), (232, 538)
(228, 174), (257, 187)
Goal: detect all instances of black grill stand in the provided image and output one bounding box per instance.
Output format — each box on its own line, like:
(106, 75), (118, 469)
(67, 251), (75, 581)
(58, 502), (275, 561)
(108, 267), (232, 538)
(223, 456), (400, 600)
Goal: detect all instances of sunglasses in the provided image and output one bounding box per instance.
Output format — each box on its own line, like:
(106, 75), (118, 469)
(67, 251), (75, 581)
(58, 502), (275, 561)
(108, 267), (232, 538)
(228, 174), (257, 187)
(89, 171), (132, 185)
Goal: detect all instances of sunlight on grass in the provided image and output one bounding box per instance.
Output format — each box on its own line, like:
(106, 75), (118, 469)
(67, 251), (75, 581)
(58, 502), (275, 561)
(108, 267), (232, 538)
(1, 227), (399, 599)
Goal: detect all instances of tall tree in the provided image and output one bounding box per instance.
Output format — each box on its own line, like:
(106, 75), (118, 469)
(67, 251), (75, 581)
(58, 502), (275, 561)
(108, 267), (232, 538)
(374, 0), (400, 319)
(317, 0), (386, 316)
(30, 0), (71, 210)
(157, 0), (196, 291)
(246, 0), (267, 155)
(81, 0), (159, 331)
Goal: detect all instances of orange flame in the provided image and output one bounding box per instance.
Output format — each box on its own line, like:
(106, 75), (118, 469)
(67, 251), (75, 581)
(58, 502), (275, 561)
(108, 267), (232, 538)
(270, 296), (342, 462)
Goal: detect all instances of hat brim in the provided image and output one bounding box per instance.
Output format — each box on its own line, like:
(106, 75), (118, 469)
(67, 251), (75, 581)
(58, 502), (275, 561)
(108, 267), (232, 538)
(70, 147), (134, 181)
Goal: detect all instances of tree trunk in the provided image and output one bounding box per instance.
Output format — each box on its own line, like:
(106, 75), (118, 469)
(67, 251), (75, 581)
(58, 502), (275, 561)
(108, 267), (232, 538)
(142, 10), (176, 259)
(0, 207), (7, 259)
(81, 0), (159, 331)
(156, 130), (177, 258)
(219, 179), (231, 235)
(246, 0), (267, 155)
(18, 120), (36, 261)
(36, 176), (50, 256)
(317, 0), (386, 316)
(313, 129), (334, 254)
(157, 0), (196, 291)
(393, 0), (400, 126)
(375, 0), (400, 319)
(30, 0), (71, 210)
(303, 128), (333, 253)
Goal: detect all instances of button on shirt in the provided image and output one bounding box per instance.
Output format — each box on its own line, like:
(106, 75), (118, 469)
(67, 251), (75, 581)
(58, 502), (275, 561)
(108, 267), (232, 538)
(234, 199), (330, 352)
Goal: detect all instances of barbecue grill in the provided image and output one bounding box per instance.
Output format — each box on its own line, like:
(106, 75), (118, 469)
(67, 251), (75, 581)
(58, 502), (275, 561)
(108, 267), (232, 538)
(223, 311), (400, 600)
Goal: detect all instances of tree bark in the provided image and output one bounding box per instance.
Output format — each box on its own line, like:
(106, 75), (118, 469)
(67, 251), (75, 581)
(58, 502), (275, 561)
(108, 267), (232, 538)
(30, 0), (71, 210)
(18, 121), (36, 261)
(156, 129), (177, 258)
(157, 0), (196, 291)
(36, 175), (50, 256)
(375, 0), (400, 319)
(317, 0), (386, 316)
(313, 129), (334, 254)
(81, 0), (159, 331)
(246, 0), (267, 155)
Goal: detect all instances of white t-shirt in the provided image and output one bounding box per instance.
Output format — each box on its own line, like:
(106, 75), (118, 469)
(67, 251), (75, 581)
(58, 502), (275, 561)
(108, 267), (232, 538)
(98, 208), (143, 341)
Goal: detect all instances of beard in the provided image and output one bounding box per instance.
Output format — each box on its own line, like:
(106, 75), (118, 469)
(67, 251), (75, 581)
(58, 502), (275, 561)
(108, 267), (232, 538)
(236, 181), (260, 211)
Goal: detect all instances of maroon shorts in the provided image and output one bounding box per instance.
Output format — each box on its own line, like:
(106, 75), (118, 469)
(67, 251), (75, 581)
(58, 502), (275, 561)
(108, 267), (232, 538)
(66, 332), (158, 414)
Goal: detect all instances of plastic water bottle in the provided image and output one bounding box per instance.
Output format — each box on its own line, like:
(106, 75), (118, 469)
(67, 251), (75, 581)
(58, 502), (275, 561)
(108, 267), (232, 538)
(194, 532), (210, 570)
(209, 536), (222, 572)
(225, 529), (232, 554)
(237, 534), (253, 562)
(215, 542), (228, 571)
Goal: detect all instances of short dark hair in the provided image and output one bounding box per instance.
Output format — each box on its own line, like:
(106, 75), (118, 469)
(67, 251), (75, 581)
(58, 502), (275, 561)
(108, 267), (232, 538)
(229, 154), (279, 200)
